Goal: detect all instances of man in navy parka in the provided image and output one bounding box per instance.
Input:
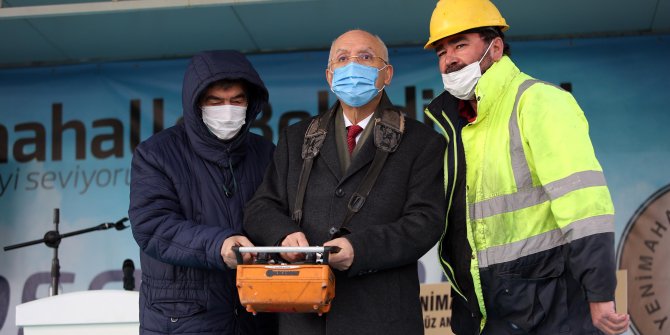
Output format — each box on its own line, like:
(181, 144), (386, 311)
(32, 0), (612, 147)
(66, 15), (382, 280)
(129, 50), (276, 334)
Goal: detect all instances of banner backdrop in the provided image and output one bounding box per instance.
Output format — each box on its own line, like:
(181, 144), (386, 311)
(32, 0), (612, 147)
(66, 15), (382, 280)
(1, 35), (668, 335)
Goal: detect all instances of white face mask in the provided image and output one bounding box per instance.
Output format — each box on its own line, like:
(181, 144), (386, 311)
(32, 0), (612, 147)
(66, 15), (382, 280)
(201, 105), (247, 141)
(441, 42), (493, 100)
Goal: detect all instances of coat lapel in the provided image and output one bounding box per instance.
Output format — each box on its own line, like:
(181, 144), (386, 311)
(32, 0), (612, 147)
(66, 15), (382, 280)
(340, 91), (395, 182)
(342, 132), (375, 181)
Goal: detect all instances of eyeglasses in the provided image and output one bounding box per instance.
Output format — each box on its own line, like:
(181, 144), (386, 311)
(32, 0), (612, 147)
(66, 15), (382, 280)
(328, 53), (388, 70)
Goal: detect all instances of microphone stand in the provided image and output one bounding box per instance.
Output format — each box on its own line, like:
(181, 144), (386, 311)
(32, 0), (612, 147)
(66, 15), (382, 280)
(3, 208), (129, 296)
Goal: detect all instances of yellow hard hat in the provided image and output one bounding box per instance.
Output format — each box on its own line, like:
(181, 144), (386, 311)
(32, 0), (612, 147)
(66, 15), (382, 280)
(424, 0), (509, 49)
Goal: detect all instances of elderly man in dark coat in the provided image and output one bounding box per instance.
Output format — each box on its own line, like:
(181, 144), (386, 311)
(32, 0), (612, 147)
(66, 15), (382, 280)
(244, 30), (446, 335)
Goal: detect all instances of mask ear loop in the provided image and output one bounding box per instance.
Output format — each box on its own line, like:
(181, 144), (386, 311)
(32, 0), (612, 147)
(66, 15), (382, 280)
(376, 64), (389, 93)
(327, 64), (336, 94)
(478, 42), (494, 63)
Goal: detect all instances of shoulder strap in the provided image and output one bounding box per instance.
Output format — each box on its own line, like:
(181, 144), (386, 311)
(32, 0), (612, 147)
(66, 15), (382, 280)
(292, 110), (332, 224)
(332, 108), (405, 238)
(373, 106), (405, 153)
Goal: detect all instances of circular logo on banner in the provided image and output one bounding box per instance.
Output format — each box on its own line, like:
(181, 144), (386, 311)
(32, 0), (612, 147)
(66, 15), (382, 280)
(617, 184), (670, 335)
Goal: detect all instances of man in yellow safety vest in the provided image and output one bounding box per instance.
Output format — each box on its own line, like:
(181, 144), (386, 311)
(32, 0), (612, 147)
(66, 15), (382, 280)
(423, 1), (630, 334)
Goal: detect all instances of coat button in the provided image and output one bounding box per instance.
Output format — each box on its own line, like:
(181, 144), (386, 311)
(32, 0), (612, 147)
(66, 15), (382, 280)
(329, 227), (338, 236)
(170, 317), (178, 323)
(335, 188), (345, 197)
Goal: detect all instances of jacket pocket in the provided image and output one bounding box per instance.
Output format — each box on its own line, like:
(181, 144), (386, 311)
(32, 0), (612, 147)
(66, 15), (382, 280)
(489, 255), (565, 332)
(150, 299), (206, 318)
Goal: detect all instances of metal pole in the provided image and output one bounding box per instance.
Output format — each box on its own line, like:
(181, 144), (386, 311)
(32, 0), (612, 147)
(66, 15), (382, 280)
(50, 209), (60, 296)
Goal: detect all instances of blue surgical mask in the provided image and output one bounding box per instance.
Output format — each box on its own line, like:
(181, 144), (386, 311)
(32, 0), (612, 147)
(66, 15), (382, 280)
(330, 62), (387, 107)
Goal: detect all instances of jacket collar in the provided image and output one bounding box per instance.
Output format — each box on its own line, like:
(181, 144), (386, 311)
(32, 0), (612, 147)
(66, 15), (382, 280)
(473, 56), (521, 123)
(427, 90), (459, 121)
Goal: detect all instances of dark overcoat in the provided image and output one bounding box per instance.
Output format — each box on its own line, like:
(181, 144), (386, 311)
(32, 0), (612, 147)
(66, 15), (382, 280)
(244, 93), (446, 335)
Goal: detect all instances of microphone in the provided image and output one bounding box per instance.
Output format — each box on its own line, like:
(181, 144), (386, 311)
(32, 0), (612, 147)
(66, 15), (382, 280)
(99, 217), (129, 231)
(114, 217), (129, 231)
(122, 259), (135, 291)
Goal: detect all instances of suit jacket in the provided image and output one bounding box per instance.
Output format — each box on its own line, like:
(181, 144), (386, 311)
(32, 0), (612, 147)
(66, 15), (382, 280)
(244, 92), (446, 335)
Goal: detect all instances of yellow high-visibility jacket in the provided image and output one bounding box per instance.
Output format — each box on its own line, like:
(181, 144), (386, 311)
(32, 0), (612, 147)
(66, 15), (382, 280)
(426, 56), (617, 334)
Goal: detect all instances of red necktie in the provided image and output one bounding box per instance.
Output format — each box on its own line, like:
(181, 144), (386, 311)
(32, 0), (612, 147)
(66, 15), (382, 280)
(347, 125), (364, 155)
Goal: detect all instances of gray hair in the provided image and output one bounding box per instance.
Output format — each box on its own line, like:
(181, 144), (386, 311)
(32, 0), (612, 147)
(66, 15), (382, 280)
(328, 29), (390, 66)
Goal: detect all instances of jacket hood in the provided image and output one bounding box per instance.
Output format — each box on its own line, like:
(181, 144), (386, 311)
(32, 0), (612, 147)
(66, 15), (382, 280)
(182, 50), (269, 167)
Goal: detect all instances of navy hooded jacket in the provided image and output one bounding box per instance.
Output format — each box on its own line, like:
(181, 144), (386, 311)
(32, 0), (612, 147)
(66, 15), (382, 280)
(129, 51), (275, 334)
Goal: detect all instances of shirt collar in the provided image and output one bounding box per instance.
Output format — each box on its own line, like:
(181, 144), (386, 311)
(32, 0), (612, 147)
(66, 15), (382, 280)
(458, 100), (477, 123)
(343, 111), (374, 130)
